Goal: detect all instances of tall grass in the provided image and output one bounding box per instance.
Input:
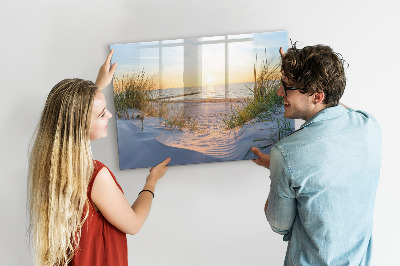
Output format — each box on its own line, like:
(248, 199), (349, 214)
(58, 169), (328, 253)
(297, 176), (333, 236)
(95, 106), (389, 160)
(163, 104), (198, 131)
(113, 71), (158, 117)
(223, 50), (283, 130)
(223, 49), (293, 156)
(113, 71), (196, 131)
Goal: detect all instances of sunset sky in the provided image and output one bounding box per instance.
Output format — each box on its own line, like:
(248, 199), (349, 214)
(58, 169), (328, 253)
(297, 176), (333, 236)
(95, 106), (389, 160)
(110, 31), (288, 89)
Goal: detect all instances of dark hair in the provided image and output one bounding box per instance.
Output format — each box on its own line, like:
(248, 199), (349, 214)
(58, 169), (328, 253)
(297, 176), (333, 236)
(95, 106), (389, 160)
(281, 43), (348, 107)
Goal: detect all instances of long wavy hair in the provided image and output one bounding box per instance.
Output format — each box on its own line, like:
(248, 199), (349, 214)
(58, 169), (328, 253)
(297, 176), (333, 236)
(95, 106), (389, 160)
(28, 79), (98, 265)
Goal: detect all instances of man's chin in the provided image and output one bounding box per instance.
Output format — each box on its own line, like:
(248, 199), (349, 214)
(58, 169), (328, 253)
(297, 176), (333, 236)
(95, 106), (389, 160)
(283, 111), (293, 119)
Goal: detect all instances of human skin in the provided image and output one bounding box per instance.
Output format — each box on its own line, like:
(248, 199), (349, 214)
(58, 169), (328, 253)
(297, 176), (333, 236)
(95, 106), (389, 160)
(251, 46), (327, 213)
(251, 47), (327, 168)
(95, 49), (117, 90)
(90, 91), (113, 141)
(91, 50), (171, 235)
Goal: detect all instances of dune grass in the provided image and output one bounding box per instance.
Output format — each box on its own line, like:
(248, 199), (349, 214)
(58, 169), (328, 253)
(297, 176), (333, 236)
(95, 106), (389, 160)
(223, 51), (284, 130)
(113, 71), (196, 131)
(223, 50), (293, 156)
(113, 71), (158, 117)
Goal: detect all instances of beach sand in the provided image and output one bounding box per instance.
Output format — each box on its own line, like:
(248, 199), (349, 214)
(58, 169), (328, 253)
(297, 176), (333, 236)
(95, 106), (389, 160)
(162, 97), (249, 103)
(116, 99), (293, 169)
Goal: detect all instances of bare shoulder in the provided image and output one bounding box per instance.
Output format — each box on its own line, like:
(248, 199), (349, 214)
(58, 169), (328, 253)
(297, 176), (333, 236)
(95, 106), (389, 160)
(91, 167), (120, 202)
(90, 164), (136, 234)
(95, 166), (113, 182)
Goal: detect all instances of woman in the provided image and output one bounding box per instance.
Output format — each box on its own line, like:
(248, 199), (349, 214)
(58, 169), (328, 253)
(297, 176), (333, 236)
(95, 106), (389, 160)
(27, 50), (170, 266)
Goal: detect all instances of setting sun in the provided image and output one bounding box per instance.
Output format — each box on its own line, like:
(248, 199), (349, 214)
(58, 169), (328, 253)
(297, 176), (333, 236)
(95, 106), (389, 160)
(206, 74), (215, 85)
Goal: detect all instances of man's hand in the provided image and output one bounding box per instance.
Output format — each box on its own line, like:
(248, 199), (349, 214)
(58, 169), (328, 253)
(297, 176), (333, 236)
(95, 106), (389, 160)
(251, 147), (271, 169)
(339, 102), (350, 109)
(95, 49), (117, 90)
(264, 199), (269, 213)
(280, 47), (285, 57)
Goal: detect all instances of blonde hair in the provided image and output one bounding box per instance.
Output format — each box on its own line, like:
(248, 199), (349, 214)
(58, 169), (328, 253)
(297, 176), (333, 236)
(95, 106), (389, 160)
(28, 79), (97, 265)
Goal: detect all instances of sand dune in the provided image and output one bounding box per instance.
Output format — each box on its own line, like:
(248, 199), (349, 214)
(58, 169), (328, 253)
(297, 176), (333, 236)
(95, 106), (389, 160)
(116, 101), (293, 170)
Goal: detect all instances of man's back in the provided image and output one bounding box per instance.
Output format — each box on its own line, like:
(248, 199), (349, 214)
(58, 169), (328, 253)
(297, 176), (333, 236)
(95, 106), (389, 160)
(267, 105), (382, 265)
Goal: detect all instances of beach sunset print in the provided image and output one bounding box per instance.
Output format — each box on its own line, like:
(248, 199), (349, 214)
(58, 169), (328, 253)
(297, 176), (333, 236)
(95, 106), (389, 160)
(110, 31), (294, 170)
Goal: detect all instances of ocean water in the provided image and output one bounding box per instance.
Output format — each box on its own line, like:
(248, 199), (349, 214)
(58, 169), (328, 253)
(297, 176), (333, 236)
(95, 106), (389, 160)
(151, 82), (257, 101)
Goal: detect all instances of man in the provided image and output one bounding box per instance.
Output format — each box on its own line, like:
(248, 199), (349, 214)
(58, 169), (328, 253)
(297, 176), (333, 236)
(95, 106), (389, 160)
(251, 44), (381, 265)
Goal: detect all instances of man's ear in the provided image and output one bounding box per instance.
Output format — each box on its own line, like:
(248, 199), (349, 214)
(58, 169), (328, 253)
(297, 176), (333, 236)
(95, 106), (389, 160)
(313, 91), (325, 104)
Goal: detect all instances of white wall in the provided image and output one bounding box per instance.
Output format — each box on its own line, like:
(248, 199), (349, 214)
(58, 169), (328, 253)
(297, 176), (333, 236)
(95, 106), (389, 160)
(1, 0), (399, 265)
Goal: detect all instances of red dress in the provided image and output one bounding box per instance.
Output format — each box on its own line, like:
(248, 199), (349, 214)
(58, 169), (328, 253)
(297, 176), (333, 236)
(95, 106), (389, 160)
(69, 160), (128, 266)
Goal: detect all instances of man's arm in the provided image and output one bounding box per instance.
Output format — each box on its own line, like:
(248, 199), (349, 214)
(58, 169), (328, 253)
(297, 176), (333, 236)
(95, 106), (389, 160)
(265, 146), (297, 240)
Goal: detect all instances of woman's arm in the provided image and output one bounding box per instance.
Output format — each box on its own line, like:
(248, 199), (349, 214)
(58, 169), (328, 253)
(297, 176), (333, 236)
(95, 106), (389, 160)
(91, 158), (170, 235)
(95, 49), (117, 90)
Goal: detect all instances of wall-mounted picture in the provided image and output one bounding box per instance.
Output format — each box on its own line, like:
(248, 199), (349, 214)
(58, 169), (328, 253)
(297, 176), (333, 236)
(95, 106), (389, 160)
(110, 31), (294, 170)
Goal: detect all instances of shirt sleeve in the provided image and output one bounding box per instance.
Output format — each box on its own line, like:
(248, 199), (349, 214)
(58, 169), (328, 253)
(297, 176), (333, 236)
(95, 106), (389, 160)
(266, 146), (297, 241)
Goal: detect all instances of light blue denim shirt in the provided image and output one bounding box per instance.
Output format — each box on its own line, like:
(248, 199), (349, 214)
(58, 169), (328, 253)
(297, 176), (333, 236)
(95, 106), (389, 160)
(266, 105), (382, 266)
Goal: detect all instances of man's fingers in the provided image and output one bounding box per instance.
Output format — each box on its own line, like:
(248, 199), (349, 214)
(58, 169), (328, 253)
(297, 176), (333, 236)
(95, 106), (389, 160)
(279, 47), (285, 58)
(251, 158), (262, 166)
(251, 147), (262, 158)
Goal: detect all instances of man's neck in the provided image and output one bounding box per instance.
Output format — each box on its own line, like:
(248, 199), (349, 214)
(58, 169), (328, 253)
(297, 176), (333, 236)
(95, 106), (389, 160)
(304, 104), (327, 121)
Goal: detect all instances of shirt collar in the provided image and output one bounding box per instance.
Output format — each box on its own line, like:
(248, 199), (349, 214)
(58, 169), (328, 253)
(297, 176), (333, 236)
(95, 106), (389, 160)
(300, 105), (349, 129)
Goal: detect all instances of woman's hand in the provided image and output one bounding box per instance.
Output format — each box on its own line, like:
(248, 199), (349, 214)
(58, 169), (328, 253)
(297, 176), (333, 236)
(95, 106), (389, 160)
(92, 158), (171, 236)
(146, 158), (171, 186)
(95, 49), (117, 90)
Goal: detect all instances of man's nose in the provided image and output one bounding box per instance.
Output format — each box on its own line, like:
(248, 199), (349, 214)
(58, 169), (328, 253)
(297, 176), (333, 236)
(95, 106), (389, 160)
(277, 85), (285, 97)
